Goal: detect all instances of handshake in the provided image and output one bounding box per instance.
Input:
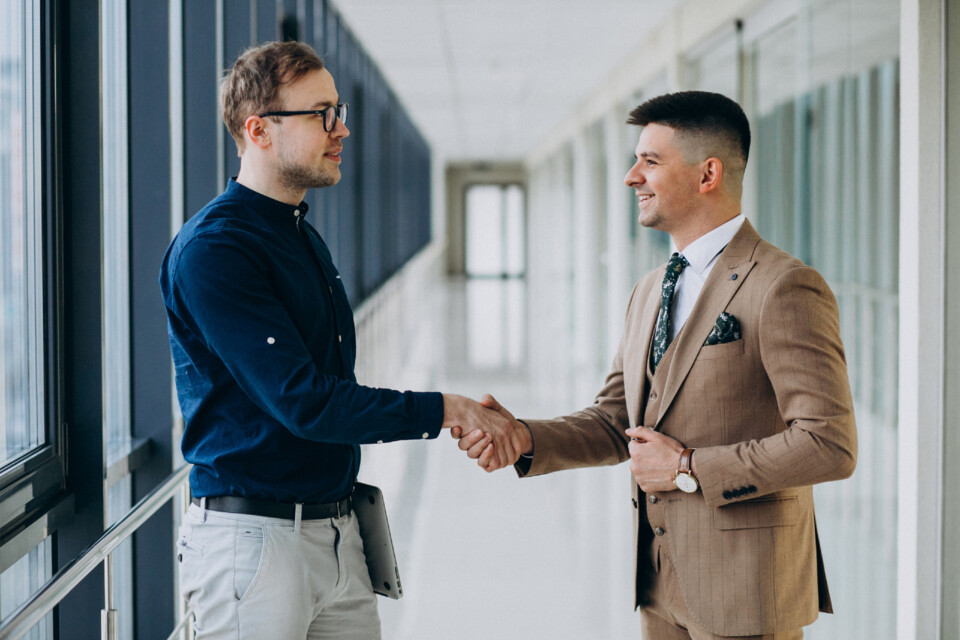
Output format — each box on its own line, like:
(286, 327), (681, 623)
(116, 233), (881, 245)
(442, 394), (533, 472)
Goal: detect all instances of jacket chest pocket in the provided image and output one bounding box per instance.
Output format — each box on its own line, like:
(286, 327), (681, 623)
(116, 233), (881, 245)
(698, 338), (745, 361)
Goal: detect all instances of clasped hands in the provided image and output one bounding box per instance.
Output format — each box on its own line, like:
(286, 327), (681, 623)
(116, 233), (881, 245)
(442, 394), (531, 472)
(443, 394), (690, 489)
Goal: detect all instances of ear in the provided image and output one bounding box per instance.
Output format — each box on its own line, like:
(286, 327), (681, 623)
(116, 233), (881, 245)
(699, 157), (723, 194)
(244, 115), (272, 150)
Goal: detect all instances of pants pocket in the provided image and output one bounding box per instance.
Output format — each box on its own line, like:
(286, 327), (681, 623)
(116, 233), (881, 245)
(234, 524), (266, 602)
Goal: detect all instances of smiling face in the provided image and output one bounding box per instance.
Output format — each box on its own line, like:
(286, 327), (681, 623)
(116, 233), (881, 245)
(623, 123), (704, 237)
(269, 68), (350, 192)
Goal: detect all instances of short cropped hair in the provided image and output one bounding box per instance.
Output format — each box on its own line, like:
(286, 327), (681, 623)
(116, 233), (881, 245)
(220, 41), (325, 153)
(627, 91), (750, 172)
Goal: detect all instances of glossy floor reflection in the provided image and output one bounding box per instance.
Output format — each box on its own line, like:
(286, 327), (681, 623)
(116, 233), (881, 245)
(358, 277), (639, 639)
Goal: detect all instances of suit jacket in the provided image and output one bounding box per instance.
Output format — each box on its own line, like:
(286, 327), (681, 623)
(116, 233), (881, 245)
(518, 220), (857, 636)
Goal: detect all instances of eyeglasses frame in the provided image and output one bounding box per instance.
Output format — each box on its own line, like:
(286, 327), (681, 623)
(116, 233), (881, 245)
(257, 103), (349, 132)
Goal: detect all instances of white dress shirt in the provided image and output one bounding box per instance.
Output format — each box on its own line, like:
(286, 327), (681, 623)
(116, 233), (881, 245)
(666, 214), (746, 341)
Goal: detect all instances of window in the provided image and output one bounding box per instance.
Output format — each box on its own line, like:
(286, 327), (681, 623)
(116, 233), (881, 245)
(0, 1), (61, 630)
(464, 184), (527, 369)
(465, 184), (526, 278)
(746, 1), (899, 637)
(0, 0), (44, 469)
(0, 539), (52, 639)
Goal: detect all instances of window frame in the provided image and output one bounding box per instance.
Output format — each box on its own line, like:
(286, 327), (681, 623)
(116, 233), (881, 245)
(0, 0), (69, 570)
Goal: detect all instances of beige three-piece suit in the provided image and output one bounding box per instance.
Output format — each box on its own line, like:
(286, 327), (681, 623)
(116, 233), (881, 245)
(519, 219), (857, 636)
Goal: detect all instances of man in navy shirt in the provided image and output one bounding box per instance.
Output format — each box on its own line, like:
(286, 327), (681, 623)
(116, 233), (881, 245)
(161, 41), (520, 639)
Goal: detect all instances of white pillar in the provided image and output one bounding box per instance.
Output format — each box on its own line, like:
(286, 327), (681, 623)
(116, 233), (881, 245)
(897, 1), (945, 638)
(571, 131), (601, 375)
(942, 1), (960, 636)
(604, 108), (631, 356)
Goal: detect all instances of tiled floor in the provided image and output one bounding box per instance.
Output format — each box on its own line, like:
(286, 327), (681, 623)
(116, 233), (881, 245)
(358, 277), (641, 639)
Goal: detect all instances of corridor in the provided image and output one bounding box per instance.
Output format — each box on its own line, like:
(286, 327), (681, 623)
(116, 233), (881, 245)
(359, 277), (637, 639)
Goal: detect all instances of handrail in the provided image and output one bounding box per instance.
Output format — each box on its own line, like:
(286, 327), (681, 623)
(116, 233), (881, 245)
(0, 464), (191, 640)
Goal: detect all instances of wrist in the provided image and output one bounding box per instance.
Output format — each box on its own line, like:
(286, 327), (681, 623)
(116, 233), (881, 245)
(440, 393), (464, 428)
(674, 448), (699, 493)
(518, 420), (534, 455)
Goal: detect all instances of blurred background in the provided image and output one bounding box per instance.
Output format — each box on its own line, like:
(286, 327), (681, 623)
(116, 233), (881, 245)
(0, 1), (955, 639)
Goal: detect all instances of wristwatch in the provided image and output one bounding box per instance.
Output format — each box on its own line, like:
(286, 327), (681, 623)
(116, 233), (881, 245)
(674, 448), (699, 493)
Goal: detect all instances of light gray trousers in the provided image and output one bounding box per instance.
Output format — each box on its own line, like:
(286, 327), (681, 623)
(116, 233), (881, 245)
(177, 502), (380, 640)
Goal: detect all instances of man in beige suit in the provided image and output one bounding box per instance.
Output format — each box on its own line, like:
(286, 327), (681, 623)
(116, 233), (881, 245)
(455, 91), (857, 639)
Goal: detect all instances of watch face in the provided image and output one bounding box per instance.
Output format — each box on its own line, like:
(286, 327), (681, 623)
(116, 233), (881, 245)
(675, 472), (698, 493)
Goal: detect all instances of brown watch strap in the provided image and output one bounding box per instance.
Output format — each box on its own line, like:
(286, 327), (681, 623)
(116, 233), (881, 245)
(679, 448), (695, 475)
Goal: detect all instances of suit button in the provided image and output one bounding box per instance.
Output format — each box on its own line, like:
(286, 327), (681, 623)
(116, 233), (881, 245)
(648, 495), (658, 504)
(723, 490), (733, 500)
(748, 485), (757, 493)
(654, 527), (665, 536)
(632, 499), (638, 509)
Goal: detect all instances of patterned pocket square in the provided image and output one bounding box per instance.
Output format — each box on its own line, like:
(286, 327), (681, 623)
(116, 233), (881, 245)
(704, 312), (741, 346)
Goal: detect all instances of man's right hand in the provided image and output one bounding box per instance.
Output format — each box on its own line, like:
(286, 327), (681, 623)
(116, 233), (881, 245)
(445, 394), (532, 472)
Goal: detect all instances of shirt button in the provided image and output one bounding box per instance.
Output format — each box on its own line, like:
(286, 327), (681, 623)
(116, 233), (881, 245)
(649, 391), (658, 400)
(377, 440), (383, 444)
(293, 209), (300, 217)
(654, 527), (665, 536)
(338, 335), (342, 343)
(648, 494), (658, 504)
(421, 432), (429, 439)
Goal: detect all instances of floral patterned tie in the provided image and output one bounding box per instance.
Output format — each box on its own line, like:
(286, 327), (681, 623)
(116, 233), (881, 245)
(651, 252), (689, 371)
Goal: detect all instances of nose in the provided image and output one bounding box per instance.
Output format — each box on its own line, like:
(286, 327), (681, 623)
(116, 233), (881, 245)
(331, 117), (350, 139)
(624, 161), (644, 187)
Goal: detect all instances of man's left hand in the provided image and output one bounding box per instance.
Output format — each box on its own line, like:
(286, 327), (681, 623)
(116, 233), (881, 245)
(625, 426), (686, 493)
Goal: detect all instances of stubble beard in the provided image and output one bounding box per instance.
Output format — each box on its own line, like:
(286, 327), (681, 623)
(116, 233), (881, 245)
(276, 149), (340, 192)
(638, 206), (662, 230)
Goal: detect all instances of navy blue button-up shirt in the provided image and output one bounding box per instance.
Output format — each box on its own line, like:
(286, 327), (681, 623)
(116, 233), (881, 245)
(160, 179), (443, 503)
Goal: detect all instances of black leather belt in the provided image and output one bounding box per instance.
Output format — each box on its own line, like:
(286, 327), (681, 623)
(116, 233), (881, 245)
(192, 495), (352, 520)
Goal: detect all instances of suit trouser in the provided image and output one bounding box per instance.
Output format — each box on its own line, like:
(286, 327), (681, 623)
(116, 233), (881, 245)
(177, 503), (380, 640)
(640, 545), (803, 640)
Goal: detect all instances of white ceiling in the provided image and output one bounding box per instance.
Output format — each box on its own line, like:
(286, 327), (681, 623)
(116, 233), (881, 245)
(330, 0), (682, 163)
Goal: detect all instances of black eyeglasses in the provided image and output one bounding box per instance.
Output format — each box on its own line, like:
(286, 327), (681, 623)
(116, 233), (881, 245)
(258, 103), (348, 132)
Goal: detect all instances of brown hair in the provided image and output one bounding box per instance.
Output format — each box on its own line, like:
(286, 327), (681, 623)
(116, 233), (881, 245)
(627, 91), (750, 174)
(220, 41), (325, 153)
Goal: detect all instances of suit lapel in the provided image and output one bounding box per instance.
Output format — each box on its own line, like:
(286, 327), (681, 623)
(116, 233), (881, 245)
(634, 266), (664, 380)
(656, 220), (761, 425)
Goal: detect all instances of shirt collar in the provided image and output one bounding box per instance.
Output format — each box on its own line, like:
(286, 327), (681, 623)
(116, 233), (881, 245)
(225, 178), (310, 223)
(674, 214), (746, 274)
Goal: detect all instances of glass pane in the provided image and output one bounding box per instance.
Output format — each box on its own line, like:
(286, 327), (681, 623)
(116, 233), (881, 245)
(0, 538), (53, 639)
(465, 185), (505, 276)
(749, 1), (900, 638)
(465, 279), (526, 369)
(504, 185), (525, 275)
(107, 479), (134, 640)
(102, 0), (132, 464)
(686, 32), (739, 98)
(0, 0), (44, 467)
